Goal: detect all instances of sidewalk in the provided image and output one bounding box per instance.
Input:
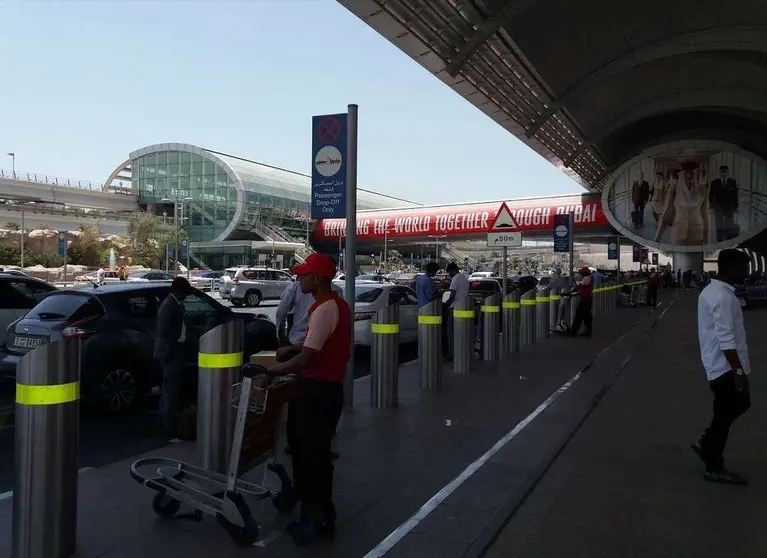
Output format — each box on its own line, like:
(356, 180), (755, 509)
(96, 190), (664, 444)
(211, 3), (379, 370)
(0, 297), (666, 558)
(485, 292), (767, 558)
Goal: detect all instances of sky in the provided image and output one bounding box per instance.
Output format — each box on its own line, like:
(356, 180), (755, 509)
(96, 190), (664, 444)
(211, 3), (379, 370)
(0, 0), (582, 205)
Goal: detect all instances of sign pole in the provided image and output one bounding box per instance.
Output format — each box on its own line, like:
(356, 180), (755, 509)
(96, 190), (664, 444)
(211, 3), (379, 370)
(344, 104), (358, 408)
(502, 246), (508, 294)
(567, 212), (574, 285)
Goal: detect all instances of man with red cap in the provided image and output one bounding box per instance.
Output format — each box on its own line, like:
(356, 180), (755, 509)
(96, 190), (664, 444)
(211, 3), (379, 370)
(570, 267), (594, 337)
(265, 252), (351, 546)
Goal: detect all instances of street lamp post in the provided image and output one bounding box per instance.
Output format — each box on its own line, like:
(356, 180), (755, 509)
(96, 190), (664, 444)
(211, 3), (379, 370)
(428, 234), (447, 265)
(6, 153), (15, 178)
(20, 205), (25, 268)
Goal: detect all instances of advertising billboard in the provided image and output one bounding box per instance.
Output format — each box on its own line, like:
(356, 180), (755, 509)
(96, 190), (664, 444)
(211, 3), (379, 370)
(601, 141), (767, 253)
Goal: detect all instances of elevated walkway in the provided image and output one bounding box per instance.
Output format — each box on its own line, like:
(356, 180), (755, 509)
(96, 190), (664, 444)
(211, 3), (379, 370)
(486, 292), (767, 558)
(0, 293), (668, 557)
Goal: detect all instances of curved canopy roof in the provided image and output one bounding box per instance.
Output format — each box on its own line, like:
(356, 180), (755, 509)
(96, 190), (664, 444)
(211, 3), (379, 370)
(340, 0), (767, 190)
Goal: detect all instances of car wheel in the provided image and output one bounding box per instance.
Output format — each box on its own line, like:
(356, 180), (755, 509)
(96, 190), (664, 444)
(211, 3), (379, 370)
(88, 363), (142, 413)
(231, 299), (244, 307)
(245, 290), (262, 307)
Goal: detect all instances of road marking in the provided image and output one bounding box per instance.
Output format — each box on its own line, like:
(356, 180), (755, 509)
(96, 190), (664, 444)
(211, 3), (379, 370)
(361, 312), (655, 558)
(0, 467), (92, 502)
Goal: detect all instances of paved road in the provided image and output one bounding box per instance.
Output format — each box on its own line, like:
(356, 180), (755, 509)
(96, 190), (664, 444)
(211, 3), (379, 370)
(0, 299), (417, 493)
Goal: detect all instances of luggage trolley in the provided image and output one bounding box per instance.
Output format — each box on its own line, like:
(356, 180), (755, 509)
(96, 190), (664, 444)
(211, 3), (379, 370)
(130, 369), (298, 547)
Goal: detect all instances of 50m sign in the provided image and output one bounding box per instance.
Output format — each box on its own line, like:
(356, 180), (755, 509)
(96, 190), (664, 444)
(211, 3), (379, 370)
(486, 232), (522, 248)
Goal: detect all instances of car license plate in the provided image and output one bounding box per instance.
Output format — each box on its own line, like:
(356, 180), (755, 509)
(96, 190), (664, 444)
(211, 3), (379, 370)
(14, 336), (43, 349)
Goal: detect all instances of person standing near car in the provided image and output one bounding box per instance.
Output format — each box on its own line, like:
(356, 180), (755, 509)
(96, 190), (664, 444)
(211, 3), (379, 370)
(693, 249), (751, 484)
(442, 262), (469, 360)
(570, 267), (593, 337)
(154, 277), (190, 436)
(275, 277), (342, 346)
(415, 262), (439, 307)
(265, 253), (350, 546)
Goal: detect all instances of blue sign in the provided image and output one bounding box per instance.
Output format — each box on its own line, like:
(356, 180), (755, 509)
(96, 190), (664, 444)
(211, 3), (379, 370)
(632, 244), (641, 262)
(651, 253), (659, 265)
(179, 242), (188, 261)
(57, 232), (68, 257)
(607, 236), (618, 260)
(311, 113), (347, 219)
(552, 214), (571, 253)
(641, 247), (649, 263)
(166, 243), (175, 260)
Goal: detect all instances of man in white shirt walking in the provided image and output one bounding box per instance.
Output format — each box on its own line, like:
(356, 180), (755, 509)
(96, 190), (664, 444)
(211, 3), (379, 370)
(442, 262), (469, 361)
(694, 249), (751, 484)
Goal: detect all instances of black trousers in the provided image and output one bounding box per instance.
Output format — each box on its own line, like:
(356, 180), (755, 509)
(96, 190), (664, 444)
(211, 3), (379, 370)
(287, 379), (344, 525)
(156, 343), (185, 432)
(571, 296), (592, 335)
(699, 371), (751, 472)
(646, 285), (659, 306)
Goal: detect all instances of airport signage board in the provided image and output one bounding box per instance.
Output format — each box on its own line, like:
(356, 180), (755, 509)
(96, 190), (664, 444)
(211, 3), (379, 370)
(311, 113), (347, 219)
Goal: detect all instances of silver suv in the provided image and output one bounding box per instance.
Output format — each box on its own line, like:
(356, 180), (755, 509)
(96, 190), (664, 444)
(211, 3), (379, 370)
(230, 267), (294, 307)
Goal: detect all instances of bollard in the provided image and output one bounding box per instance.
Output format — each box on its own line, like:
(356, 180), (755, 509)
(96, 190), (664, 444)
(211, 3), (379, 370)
(503, 291), (520, 354)
(13, 339), (80, 558)
(481, 293), (501, 361)
(520, 289), (536, 347)
(569, 293), (580, 329)
(536, 287), (550, 341)
(593, 286), (602, 317)
(548, 287), (560, 334)
(418, 299), (442, 389)
(371, 304), (400, 408)
(452, 297), (474, 374)
(198, 318), (244, 473)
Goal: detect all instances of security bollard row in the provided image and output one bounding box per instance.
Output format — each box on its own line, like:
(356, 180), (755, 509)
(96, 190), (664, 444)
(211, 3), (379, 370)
(481, 293), (501, 361)
(453, 298), (475, 375)
(503, 291), (520, 354)
(535, 287), (550, 341)
(548, 288), (560, 334)
(520, 289), (537, 347)
(418, 299), (443, 389)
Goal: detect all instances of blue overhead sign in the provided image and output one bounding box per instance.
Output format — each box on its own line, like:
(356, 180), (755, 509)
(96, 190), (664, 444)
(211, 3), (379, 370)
(607, 236), (618, 260)
(57, 232), (68, 257)
(552, 214), (571, 253)
(311, 113), (347, 219)
(632, 244), (641, 262)
(651, 253), (659, 265)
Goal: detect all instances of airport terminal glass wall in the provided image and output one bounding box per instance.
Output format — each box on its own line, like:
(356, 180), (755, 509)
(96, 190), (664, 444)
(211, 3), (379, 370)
(603, 141), (767, 253)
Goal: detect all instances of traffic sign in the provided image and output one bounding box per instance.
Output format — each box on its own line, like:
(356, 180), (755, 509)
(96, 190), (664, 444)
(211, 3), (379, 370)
(490, 202), (518, 230)
(311, 113), (347, 219)
(552, 214), (571, 253)
(486, 232), (522, 248)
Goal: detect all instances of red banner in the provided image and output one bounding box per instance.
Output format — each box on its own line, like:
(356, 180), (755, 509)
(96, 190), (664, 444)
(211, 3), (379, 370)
(315, 198), (608, 241)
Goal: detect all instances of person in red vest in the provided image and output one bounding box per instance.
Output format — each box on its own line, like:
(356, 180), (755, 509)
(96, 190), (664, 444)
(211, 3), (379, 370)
(570, 267), (594, 337)
(265, 253), (351, 546)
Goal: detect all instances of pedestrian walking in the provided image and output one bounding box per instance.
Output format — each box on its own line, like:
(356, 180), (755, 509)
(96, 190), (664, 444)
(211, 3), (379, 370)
(693, 249), (751, 484)
(570, 267), (593, 337)
(154, 277), (190, 437)
(265, 253), (351, 546)
(442, 262), (469, 360)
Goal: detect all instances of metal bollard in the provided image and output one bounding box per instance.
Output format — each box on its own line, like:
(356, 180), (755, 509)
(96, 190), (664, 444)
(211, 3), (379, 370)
(418, 299), (442, 389)
(570, 293), (580, 328)
(536, 287), (550, 341)
(371, 304), (400, 408)
(481, 293), (501, 361)
(13, 339), (80, 558)
(503, 291), (520, 354)
(453, 297), (475, 374)
(548, 288), (560, 334)
(198, 318), (244, 473)
(520, 289), (536, 347)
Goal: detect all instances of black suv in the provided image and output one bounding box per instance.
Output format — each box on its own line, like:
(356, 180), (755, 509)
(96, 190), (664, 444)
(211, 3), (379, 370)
(1, 283), (278, 413)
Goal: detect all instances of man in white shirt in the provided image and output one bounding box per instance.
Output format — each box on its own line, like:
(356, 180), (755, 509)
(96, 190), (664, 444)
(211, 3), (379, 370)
(275, 279), (341, 345)
(442, 262), (470, 360)
(694, 249), (751, 484)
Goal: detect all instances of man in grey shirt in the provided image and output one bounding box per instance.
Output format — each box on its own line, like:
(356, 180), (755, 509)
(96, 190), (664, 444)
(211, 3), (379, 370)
(275, 279), (342, 345)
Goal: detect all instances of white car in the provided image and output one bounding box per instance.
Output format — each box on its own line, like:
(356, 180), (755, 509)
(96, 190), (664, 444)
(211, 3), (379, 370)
(470, 271), (495, 279)
(339, 282), (420, 347)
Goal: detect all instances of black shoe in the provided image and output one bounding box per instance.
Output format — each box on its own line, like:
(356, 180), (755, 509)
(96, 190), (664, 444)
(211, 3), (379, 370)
(691, 442), (707, 465)
(287, 520), (335, 546)
(704, 469), (748, 485)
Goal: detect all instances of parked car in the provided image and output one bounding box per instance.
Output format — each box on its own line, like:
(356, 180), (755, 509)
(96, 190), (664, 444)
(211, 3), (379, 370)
(468, 278), (508, 307)
(184, 270), (223, 292)
(357, 273), (387, 283)
(76, 270), (120, 284)
(390, 272), (418, 289)
(345, 283), (420, 347)
(0, 283), (278, 413)
(469, 271), (495, 279)
(512, 275), (539, 294)
(0, 273), (58, 349)
(229, 267), (294, 307)
(0, 269), (29, 277)
(433, 273), (452, 293)
(127, 270), (174, 283)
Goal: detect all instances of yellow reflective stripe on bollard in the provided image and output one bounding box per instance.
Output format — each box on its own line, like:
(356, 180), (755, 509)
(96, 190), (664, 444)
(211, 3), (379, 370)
(371, 323), (400, 334)
(454, 310), (475, 319)
(521, 299), (536, 306)
(549, 295), (561, 301)
(502, 301), (521, 309)
(536, 296), (550, 302)
(480, 305), (500, 313)
(198, 352), (243, 369)
(418, 315), (442, 325)
(16, 381), (80, 406)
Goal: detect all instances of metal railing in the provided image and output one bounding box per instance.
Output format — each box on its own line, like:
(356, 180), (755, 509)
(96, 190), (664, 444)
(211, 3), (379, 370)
(0, 168), (133, 195)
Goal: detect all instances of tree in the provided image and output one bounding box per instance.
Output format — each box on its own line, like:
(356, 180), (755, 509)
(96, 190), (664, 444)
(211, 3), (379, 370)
(68, 225), (102, 266)
(386, 249), (404, 271)
(5, 222), (20, 231)
(127, 211), (187, 268)
(0, 247), (20, 266)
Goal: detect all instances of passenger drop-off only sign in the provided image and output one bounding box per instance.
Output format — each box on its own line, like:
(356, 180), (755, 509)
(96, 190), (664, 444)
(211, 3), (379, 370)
(486, 202), (523, 248)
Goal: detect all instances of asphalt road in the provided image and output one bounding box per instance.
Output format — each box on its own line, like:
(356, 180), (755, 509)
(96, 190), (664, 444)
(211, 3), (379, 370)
(0, 299), (417, 493)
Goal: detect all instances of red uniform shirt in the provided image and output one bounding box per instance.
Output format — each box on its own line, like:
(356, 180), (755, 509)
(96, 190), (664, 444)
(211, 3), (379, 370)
(578, 275), (594, 297)
(301, 292), (351, 382)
